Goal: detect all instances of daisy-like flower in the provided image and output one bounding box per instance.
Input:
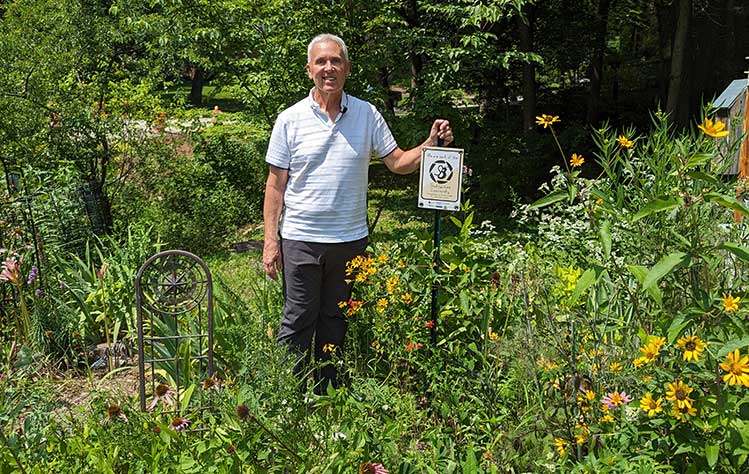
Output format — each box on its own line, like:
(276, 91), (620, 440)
(601, 391), (632, 408)
(170, 416), (190, 431)
(148, 383), (177, 411)
(633, 356), (648, 368)
(554, 437), (567, 457)
(401, 292), (413, 304)
(676, 335), (706, 362)
(385, 275), (399, 294)
(575, 423), (589, 445)
(665, 380), (694, 409)
(535, 114), (560, 129)
(599, 405), (615, 423)
(609, 362), (623, 372)
(488, 329), (499, 341)
(322, 343), (336, 353)
(359, 462), (388, 474)
(405, 342), (422, 351)
(639, 392), (663, 417)
(201, 376), (221, 391)
(376, 298), (388, 312)
(719, 349), (749, 387)
(616, 135), (634, 148)
(639, 343), (660, 363)
(100, 403), (128, 424)
(697, 117), (729, 138)
(671, 403), (697, 422)
(722, 292), (740, 313)
(570, 153), (585, 167)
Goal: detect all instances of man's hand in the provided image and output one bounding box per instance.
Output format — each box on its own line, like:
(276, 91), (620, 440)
(429, 119), (453, 147)
(263, 238), (282, 280)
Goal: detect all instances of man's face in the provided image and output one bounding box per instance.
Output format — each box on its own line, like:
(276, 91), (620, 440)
(306, 41), (350, 95)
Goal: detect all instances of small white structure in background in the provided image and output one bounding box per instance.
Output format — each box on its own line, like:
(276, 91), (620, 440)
(714, 78), (747, 175)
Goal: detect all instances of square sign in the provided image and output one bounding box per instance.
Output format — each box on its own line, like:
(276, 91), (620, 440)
(418, 146), (465, 211)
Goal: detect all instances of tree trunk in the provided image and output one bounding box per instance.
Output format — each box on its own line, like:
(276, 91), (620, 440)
(404, 0), (424, 90)
(655, 0), (674, 106)
(189, 65), (203, 106)
(377, 67), (396, 117)
(518, 5), (536, 132)
(586, 0), (612, 126)
(666, 0), (691, 125)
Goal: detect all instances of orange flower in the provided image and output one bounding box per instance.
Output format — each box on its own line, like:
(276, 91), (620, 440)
(570, 153), (585, 167)
(616, 135), (634, 148)
(698, 117), (729, 138)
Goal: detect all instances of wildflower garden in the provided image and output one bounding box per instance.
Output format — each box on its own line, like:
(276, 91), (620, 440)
(2, 1), (749, 473)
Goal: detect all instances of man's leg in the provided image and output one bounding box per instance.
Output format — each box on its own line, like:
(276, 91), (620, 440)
(277, 239), (323, 384)
(315, 237), (368, 391)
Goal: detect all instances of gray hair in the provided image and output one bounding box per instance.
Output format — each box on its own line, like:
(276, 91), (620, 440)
(307, 34), (349, 64)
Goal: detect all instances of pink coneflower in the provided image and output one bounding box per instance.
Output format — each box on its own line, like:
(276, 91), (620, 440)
(170, 416), (190, 431)
(601, 391), (632, 409)
(148, 383), (177, 411)
(359, 463), (388, 474)
(100, 403), (128, 424)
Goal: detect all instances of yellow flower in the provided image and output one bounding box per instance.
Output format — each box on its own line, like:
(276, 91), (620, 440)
(337, 301), (347, 309)
(719, 349), (749, 387)
(616, 135), (634, 148)
(570, 153), (585, 167)
(609, 362), (623, 372)
(671, 403), (697, 422)
(371, 340), (381, 351)
(698, 117), (729, 138)
(599, 412), (615, 423)
(376, 298), (389, 313)
(535, 114), (560, 129)
(401, 292), (413, 304)
(639, 343), (660, 362)
(722, 292), (740, 313)
(554, 437), (567, 457)
(633, 356), (648, 368)
(322, 343), (336, 353)
(676, 335), (706, 362)
(642, 375), (653, 383)
(377, 254), (388, 264)
(386, 275), (400, 294)
(584, 390), (596, 402)
(639, 393), (663, 417)
(575, 423), (589, 445)
(648, 336), (666, 351)
(666, 380), (694, 409)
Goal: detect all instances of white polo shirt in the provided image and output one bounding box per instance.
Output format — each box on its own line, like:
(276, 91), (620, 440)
(265, 90), (398, 243)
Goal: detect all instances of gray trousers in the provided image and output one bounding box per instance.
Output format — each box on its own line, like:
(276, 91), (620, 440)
(278, 236), (368, 391)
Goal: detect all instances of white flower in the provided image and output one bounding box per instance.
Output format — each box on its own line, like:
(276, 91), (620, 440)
(331, 432), (346, 440)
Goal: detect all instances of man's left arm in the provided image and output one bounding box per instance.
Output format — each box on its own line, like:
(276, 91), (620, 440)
(383, 119), (453, 175)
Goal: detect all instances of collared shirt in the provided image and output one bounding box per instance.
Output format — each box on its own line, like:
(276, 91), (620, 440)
(266, 90), (398, 243)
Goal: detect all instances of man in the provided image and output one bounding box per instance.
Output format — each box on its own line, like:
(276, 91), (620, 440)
(263, 33), (453, 391)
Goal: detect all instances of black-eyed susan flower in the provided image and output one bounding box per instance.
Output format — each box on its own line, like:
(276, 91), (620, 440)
(720, 349), (749, 387)
(697, 117), (729, 138)
(666, 380), (694, 409)
(722, 292), (740, 313)
(616, 135), (634, 148)
(570, 153), (585, 167)
(322, 343), (336, 353)
(639, 392), (663, 417)
(535, 114), (560, 129)
(671, 403), (697, 422)
(376, 298), (388, 312)
(675, 335), (706, 362)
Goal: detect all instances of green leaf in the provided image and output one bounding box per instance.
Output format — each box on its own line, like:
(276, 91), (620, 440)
(705, 443), (719, 469)
(627, 265), (662, 305)
(717, 338), (749, 358)
(529, 190), (567, 210)
(599, 220), (611, 259)
(633, 197), (683, 221)
(684, 153), (712, 170)
(686, 171), (719, 186)
(721, 242), (749, 264)
(705, 193), (749, 216)
(570, 268), (598, 305)
(180, 384), (196, 413)
(642, 252), (689, 290)
(666, 314), (691, 344)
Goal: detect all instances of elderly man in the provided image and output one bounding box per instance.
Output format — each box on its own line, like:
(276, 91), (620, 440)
(263, 33), (453, 392)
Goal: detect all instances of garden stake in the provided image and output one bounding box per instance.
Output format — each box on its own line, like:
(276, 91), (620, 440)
(429, 137), (445, 344)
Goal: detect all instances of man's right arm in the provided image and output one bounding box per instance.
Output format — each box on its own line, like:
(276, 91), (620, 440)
(263, 165), (289, 280)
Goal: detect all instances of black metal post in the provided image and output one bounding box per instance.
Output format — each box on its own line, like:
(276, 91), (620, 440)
(429, 137), (445, 344)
